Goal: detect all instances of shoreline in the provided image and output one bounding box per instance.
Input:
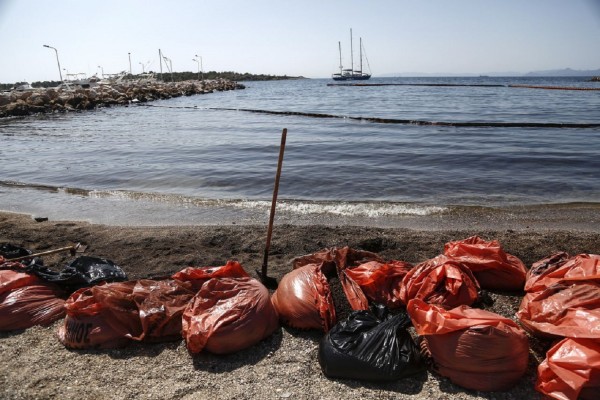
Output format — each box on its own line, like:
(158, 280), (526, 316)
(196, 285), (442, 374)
(1, 181), (599, 232)
(2, 211), (600, 399)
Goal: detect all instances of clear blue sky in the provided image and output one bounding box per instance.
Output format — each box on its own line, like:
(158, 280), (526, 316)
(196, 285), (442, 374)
(1, 0), (599, 82)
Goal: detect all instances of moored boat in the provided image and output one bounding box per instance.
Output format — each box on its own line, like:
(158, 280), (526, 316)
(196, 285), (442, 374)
(332, 29), (371, 81)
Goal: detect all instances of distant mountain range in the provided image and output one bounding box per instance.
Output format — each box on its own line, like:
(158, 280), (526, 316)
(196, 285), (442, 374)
(381, 68), (600, 77)
(523, 68), (600, 77)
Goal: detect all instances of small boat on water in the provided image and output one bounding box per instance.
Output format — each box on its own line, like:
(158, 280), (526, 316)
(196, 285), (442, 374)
(332, 29), (371, 81)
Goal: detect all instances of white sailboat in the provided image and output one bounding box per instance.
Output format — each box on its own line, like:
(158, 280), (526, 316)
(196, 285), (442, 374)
(332, 29), (371, 81)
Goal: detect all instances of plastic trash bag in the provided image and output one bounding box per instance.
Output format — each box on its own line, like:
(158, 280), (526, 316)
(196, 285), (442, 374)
(0, 281), (66, 331)
(517, 281), (600, 339)
(0, 243), (32, 260)
(25, 256), (127, 292)
(182, 276), (279, 354)
(318, 304), (425, 381)
(58, 278), (195, 349)
(524, 252), (571, 292)
(272, 264), (336, 331)
(0, 261), (66, 331)
(407, 299), (529, 392)
(443, 236), (527, 291)
(536, 338), (600, 400)
(1, 262), (41, 293)
(399, 255), (480, 309)
(291, 247), (384, 312)
(343, 260), (413, 310)
(292, 246), (383, 274)
(518, 253), (600, 339)
(172, 260), (249, 291)
(524, 253), (600, 293)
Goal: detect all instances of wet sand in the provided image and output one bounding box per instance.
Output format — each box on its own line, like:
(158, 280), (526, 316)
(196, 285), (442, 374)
(1, 211), (600, 399)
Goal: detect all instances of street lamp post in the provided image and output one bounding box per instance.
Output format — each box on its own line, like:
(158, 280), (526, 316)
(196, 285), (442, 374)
(97, 65), (104, 79)
(163, 56), (173, 82)
(192, 58), (200, 80)
(128, 52), (132, 75)
(139, 62), (145, 74)
(43, 44), (63, 82)
(195, 54), (203, 81)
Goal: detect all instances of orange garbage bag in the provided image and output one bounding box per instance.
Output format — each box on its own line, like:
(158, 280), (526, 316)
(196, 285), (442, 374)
(1, 263), (42, 293)
(443, 236), (527, 291)
(0, 283), (66, 331)
(536, 338), (600, 400)
(0, 264), (66, 331)
(58, 278), (195, 349)
(272, 264), (336, 331)
(182, 277), (279, 354)
(525, 253), (600, 293)
(399, 255), (480, 309)
(343, 260), (413, 310)
(407, 299), (529, 392)
(517, 281), (600, 339)
(292, 246), (383, 273)
(171, 260), (249, 291)
(291, 247), (384, 311)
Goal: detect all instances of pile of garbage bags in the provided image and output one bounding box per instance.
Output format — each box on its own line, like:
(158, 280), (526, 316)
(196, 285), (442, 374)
(273, 237), (600, 397)
(517, 252), (600, 399)
(1, 244), (127, 331)
(1, 246), (280, 356)
(2, 237), (599, 398)
(58, 260), (279, 354)
(273, 238), (532, 390)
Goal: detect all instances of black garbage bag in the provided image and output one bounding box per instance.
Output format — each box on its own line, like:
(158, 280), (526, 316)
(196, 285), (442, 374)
(0, 243), (44, 269)
(25, 256), (127, 292)
(0, 243), (32, 259)
(318, 304), (425, 381)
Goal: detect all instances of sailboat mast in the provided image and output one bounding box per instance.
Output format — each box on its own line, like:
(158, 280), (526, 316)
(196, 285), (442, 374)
(359, 38), (363, 74)
(350, 28), (354, 74)
(338, 41), (343, 75)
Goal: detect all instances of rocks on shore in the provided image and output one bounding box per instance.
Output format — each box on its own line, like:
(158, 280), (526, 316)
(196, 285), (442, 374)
(0, 79), (245, 118)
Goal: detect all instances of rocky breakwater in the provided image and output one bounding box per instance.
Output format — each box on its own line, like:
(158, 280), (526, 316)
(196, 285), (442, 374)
(0, 79), (245, 118)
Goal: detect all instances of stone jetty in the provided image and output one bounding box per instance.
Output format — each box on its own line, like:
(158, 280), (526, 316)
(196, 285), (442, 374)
(0, 79), (245, 118)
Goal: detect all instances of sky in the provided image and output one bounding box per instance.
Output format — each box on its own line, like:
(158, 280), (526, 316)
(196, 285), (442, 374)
(1, 0), (599, 83)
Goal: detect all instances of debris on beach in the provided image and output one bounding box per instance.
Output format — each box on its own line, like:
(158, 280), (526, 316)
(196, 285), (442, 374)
(516, 252), (600, 399)
(0, 244), (127, 331)
(407, 299), (530, 392)
(318, 304), (425, 381)
(2, 236), (600, 397)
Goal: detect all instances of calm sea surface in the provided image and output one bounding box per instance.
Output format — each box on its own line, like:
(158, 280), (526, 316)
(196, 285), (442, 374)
(1, 77), (599, 226)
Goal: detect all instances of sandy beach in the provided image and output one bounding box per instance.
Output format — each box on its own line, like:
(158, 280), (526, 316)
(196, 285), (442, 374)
(1, 210), (599, 399)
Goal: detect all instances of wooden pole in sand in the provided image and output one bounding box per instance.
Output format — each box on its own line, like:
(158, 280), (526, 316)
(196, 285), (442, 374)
(261, 128), (287, 286)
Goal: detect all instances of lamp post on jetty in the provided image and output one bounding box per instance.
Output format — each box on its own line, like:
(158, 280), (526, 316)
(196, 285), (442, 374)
(163, 56), (173, 82)
(192, 58), (200, 80)
(43, 44), (63, 82)
(195, 54), (203, 81)
(139, 62), (145, 74)
(97, 65), (104, 79)
(128, 52), (132, 75)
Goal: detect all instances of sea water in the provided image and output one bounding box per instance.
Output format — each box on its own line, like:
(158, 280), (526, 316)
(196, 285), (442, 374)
(1, 77), (599, 226)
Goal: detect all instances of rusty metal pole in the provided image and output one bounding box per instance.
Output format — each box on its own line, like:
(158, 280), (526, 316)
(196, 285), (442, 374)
(261, 128), (287, 286)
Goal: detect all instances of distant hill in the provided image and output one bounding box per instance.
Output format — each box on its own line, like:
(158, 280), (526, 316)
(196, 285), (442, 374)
(524, 68), (600, 77)
(380, 68), (600, 78)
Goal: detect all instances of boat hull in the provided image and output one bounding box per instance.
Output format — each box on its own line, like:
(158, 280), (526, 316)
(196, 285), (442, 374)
(331, 74), (371, 81)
